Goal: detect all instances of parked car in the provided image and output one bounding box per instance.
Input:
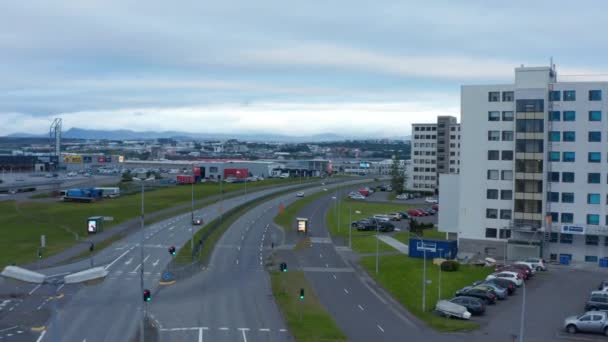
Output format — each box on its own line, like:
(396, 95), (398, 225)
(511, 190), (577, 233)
(495, 265), (530, 280)
(455, 287), (497, 304)
(512, 262), (537, 276)
(350, 193), (366, 200)
(372, 214), (391, 222)
(421, 208), (436, 215)
(486, 271), (523, 287)
(425, 197), (439, 203)
(378, 221), (395, 232)
(435, 300), (471, 320)
(407, 209), (422, 217)
(387, 213), (401, 221)
(396, 194), (409, 200)
(414, 209), (428, 216)
(564, 311), (608, 336)
(522, 258), (547, 271)
(432, 204), (439, 211)
(449, 296), (486, 315)
(398, 211), (410, 220)
(479, 278), (516, 295)
(585, 292), (608, 311)
(599, 280), (608, 291)
(472, 282), (508, 300)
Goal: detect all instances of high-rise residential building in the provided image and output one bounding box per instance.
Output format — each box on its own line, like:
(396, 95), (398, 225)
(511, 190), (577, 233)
(409, 116), (460, 192)
(439, 65), (608, 265)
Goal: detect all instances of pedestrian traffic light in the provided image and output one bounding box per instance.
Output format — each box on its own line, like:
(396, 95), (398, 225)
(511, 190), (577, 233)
(143, 289), (151, 302)
(280, 262), (287, 272)
(169, 246), (176, 256)
(89, 242), (95, 252)
(299, 288), (305, 300)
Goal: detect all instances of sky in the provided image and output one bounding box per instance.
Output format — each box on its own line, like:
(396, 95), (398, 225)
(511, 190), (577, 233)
(1, 0), (608, 137)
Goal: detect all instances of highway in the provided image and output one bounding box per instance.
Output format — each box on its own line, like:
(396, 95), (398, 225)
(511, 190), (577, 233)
(0, 177), (369, 342)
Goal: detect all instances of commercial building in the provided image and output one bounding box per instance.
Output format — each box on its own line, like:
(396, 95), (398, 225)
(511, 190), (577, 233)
(409, 116), (460, 192)
(440, 65), (608, 265)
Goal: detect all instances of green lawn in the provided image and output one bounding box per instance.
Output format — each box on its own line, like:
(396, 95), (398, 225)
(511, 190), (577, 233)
(392, 228), (446, 245)
(274, 189), (333, 232)
(0, 178), (309, 267)
(271, 271), (347, 342)
(360, 255), (493, 332)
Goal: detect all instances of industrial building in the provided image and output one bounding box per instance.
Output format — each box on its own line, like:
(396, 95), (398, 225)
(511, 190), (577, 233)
(439, 64), (608, 266)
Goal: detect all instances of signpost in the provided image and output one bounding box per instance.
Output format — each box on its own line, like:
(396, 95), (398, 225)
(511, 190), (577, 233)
(296, 218), (309, 234)
(40, 235), (46, 248)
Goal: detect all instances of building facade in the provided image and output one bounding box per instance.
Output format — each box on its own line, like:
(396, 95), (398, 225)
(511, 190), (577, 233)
(410, 116), (460, 192)
(440, 65), (608, 265)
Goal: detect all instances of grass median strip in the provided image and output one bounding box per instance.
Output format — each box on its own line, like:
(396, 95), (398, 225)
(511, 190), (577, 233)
(274, 189), (330, 231)
(360, 255), (493, 332)
(271, 271), (347, 342)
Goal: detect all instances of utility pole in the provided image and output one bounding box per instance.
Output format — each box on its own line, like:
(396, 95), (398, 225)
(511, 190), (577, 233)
(337, 187), (341, 233)
(190, 178), (195, 259)
(375, 221), (379, 274)
(519, 281), (526, 342)
(438, 248), (443, 300)
(349, 207), (352, 249)
(139, 181), (145, 342)
(422, 246), (427, 312)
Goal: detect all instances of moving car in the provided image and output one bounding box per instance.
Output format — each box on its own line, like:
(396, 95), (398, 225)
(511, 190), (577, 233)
(449, 296), (486, 315)
(435, 300), (472, 320)
(564, 311), (608, 336)
(455, 287), (497, 304)
(192, 218), (203, 225)
(486, 271), (523, 287)
(296, 192), (304, 197)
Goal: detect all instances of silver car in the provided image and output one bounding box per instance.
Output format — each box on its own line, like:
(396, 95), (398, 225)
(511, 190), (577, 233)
(564, 311), (608, 336)
(473, 281), (508, 300)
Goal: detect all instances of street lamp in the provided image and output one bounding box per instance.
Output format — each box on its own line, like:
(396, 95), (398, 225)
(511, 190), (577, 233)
(519, 280), (526, 342)
(410, 231), (427, 312)
(438, 248), (443, 300)
(190, 165), (196, 259)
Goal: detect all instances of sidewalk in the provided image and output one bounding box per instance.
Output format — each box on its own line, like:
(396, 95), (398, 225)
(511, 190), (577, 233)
(376, 235), (409, 254)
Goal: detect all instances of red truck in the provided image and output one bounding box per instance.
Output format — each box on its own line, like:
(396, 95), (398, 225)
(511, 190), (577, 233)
(176, 175), (195, 184)
(224, 168), (248, 179)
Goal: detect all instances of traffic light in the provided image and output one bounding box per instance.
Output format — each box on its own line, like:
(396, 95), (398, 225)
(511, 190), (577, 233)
(168, 246), (176, 256)
(37, 249), (43, 259)
(280, 262), (287, 272)
(143, 289), (151, 302)
(299, 288), (305, 300)
(89, 242), (95, 252)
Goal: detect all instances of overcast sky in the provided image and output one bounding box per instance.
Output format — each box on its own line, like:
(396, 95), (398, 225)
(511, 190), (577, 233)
(2, 0), (607, 137)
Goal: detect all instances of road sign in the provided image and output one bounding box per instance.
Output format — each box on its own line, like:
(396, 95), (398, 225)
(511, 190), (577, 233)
(40, 235), (46, 248)
(162, 272), (174, 282)
(296, 217), (309, 233)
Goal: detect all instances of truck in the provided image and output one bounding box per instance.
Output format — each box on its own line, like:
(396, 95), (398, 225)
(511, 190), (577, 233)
(95, 187), (120, 198)
(176, 175), (195, 184)
(224, 168), (248, 179)
(63, 188), (103, 203)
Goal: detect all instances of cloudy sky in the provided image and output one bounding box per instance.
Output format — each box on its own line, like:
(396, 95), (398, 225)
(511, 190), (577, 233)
(1, 0), (607, 137)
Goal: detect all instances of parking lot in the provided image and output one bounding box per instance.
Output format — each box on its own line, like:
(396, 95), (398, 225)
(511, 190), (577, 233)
(461, 265), (608, 342)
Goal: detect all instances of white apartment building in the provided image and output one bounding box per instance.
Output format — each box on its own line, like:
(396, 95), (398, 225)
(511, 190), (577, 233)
(440, 65), (608, 265)
(409, 116), (460, 192)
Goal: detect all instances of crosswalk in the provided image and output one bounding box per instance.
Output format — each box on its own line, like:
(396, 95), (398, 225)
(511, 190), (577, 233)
(159, 326), (288, 342)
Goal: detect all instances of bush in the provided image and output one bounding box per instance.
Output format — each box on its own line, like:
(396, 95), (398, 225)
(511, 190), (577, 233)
(440, 260), (460, 272)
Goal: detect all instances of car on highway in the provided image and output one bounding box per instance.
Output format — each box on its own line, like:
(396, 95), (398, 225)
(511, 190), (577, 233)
(564, 311), (608, 336)
(455, 286), (497, 304)
(192, 218), (203, 225)
(449, 296), (486, 315)
(296, 192), (305, 197)
(425, 197), (438, 203)
(486, 271), (523, 287)
(477, 278), (516, 295)
(585, 292), (608, 311)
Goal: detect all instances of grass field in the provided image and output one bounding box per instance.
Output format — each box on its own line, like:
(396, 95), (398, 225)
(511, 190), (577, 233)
(360, 255), (493, 332)
(0, 178), (308, 267)
(274, 189), (333, 232)
(271, 271), (347, 342)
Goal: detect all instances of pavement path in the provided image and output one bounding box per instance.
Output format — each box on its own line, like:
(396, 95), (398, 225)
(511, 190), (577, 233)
(376, 235), (409, 254)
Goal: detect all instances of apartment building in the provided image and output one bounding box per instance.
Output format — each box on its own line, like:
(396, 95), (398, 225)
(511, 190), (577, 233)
(440, 65), (608, 265)
(409, 116), (460, 192)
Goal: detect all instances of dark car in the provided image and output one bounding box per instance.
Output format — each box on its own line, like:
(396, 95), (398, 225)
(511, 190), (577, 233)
(599, 280), (608, 290)
(585, 292), (608, 311)
(478, 278), (516, 295)
(378, 221), (395, 232)
(455, 287), (497, 304)
(398, 211), (410, 220)
(192, 218), (203, 225)
(450, 296), (486, 315)
(422, 208), (436, 215)
(355, 219), (380, 231)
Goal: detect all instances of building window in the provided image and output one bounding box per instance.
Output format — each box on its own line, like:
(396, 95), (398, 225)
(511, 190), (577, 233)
(549, 90), (561, 101)
(549, 212), (559, 223)
(587, 235), (600, 246)
(563, 111), (576, 121)
(501, 170), (513, 181)
(499, 229), (512, 239)
(563, 90), (576, 101)
(516, 119), (544, 133)
(549, 152), (560, 161)
(488, 111), (500, 121)
(588, 152), (601, 163)
(562, 172), (575, 183)
(500, 209), (512, 220)
(488, 92), (500, 102)
(516, 139), (543, 153)
(548, 172), (560, 182)
(589, 111), (602, 121)
(562, 192), (574, 203)
(501, 190), (513, 200)
(487, 170), (499, 180)
(549, 233), (558, 243)
(561, 213), (574, 223)
(588, 173), (600, 184)
(549, 111), (560, 121)
(502, 111), (514, 121)
(588, 193), (601, 204)
(547, 192), (559, 202)
(486, 209), (498, 219)
(501, 151), (513, 161)
(586, 255), (599, 263)
(549, 131), (560, 142)
(560, 233), (573, 244)
(485, 228), (497, 238)
(589, 90), (602, 101)
(589, 131), (602, 142)
(486, 189), (498, 199)
(488, 150), (500, 160)
(563, 152), (576, 162)
(563, 131), (576, 142)
(502, 131), (514, 141)
(488, 131), (500, 141)
(587, 214), (600, 225)
(502, 91), (514, 102)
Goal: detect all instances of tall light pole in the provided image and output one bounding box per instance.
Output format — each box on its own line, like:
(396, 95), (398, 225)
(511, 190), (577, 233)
(190, 173), (195, 259)
(411, 231), (427, 312)
(349, 206), (352, 249)
(375, 220), (380, 274)
(438, 248), (443, 300)
(133, 177), (153, 342)
(519, 280), (526, 342)
(337, 187), (341, 233)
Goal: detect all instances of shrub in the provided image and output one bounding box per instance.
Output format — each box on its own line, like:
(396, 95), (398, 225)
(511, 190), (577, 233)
(440, 260), (460, 272)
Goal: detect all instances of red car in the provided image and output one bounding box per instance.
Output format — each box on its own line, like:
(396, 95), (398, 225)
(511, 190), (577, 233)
(432, 204), (438, 211)
(415, 209), (429, 216)
(407, 209), (422, 217)
(495, 266), (529, 280)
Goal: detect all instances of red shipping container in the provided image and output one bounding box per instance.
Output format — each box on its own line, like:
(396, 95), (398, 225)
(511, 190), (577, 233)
(224, 168), (248, 179)
(176, 175), (195, 184)
(193, 167), (201, 177)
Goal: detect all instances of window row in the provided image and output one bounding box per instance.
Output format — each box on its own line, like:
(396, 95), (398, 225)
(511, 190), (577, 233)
(413, 135), (437, 140)
(549, 110), (603, 121)
(413, 159), (436, 164)
(488, 111), (514, 121)
(548, 131), (604, 143)
(488, 91), (514, 102)
(488, 130), (514, 141)
(486, 209), (512, 219)
(487, 150), (513, 161)
(548, 172), (608, 184)
(549, 214), (608, 226)
(486, 189), (513, 200)
(549, 90), (602, 102)
(485, 228), (512, 239)
(413, 143), (436, 148)
(412, 175), (436, 181)
(413, 151), (436, 156)
(414, 126), (437, 131)
(487, 170), (513, 181)
(413, 167), (436, 172)
(548, 151), (604, 163)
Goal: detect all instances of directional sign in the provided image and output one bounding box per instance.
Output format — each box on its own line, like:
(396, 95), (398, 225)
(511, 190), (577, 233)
(162, 272), (174, 282)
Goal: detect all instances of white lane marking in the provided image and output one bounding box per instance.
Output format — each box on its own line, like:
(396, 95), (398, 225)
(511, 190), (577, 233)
(280, 329), (287, 332)
(132, 263), (142, 273)
(358, 304), (365, 311)
(143, 255), (151, 262)
(219, 327), (229, 331)
(0, 326), (18, 333)
(35, 330), (46, 342)
(169, 226), (175, 231)
(125, 258), (133, 265)
(344, 288), (349, 294)
(28, 284), (41, 295)
(239, 328), (248, 342)
(56, 284), (64, 292)
(105, 249), (131, 270)
(377, 324), (384, 333)
(259, 328), (270, 332)
(333, 274), (337, 280)
(199, 327), (203, 342)
(153, 259), (160, 267)
(325, 264), (329, 268)
(236, 259), (239, 265)
(319, 253), (323, 258)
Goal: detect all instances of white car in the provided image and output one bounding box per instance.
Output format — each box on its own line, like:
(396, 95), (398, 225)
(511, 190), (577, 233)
(372, 214), (391, 222)
(425, 197), (439, 204)
(515, 261), (538, 274)
(350, 194), (366, 200)
(396, 194), (409, 200)
(486, 271), (523, 287)
(296, 192), (304, 197)
(522, 258), (547, 271)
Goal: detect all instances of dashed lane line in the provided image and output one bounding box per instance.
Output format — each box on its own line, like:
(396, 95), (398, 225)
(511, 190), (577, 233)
(377, 325), (384, 333)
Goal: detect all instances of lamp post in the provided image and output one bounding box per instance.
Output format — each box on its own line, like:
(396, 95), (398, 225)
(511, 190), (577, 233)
(411, 231), (427, 312)
(190, 175), (195, 259)
(349, 207), (352, 250)
(519, 280), (526, 342)
(375, 220), (380, 274)
(133, 177), (153, 342)
(438, 248), (443, 300)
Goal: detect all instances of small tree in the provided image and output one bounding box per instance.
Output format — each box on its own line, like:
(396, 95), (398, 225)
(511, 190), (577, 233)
(121, 171), (133, 182)
(409, 218), (424, 236)
(390, 157), (405, 194)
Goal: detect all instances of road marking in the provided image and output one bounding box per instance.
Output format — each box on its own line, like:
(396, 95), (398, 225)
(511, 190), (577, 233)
(169, 226), (175, 230)
(236, 259), (239, 265)
(29, 284), (41, 295)
(219, 327), (229, 331)
(239, 328), (248, 342)
(0, 327), (17, 333)
(132, 264), (142, 273)
(105, 249), (131, 270)
(143, 255), (151, 262)
(35, 330), (46, 342)
(319, 253), (323, 258)
(198, 328), (203, 342)
(377, 324), (384, 333)
(344, 288), (349, 294)
(56, 284), (64, 292)
(153, 259), (160, 267)
(259, 328), (270, 332)
(280, 329), (287, 332)
(358, 304), (365, 311)
(333, 275), (337, 279)
(325, 263), (329, 268)
(125, 258), (133, 265)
